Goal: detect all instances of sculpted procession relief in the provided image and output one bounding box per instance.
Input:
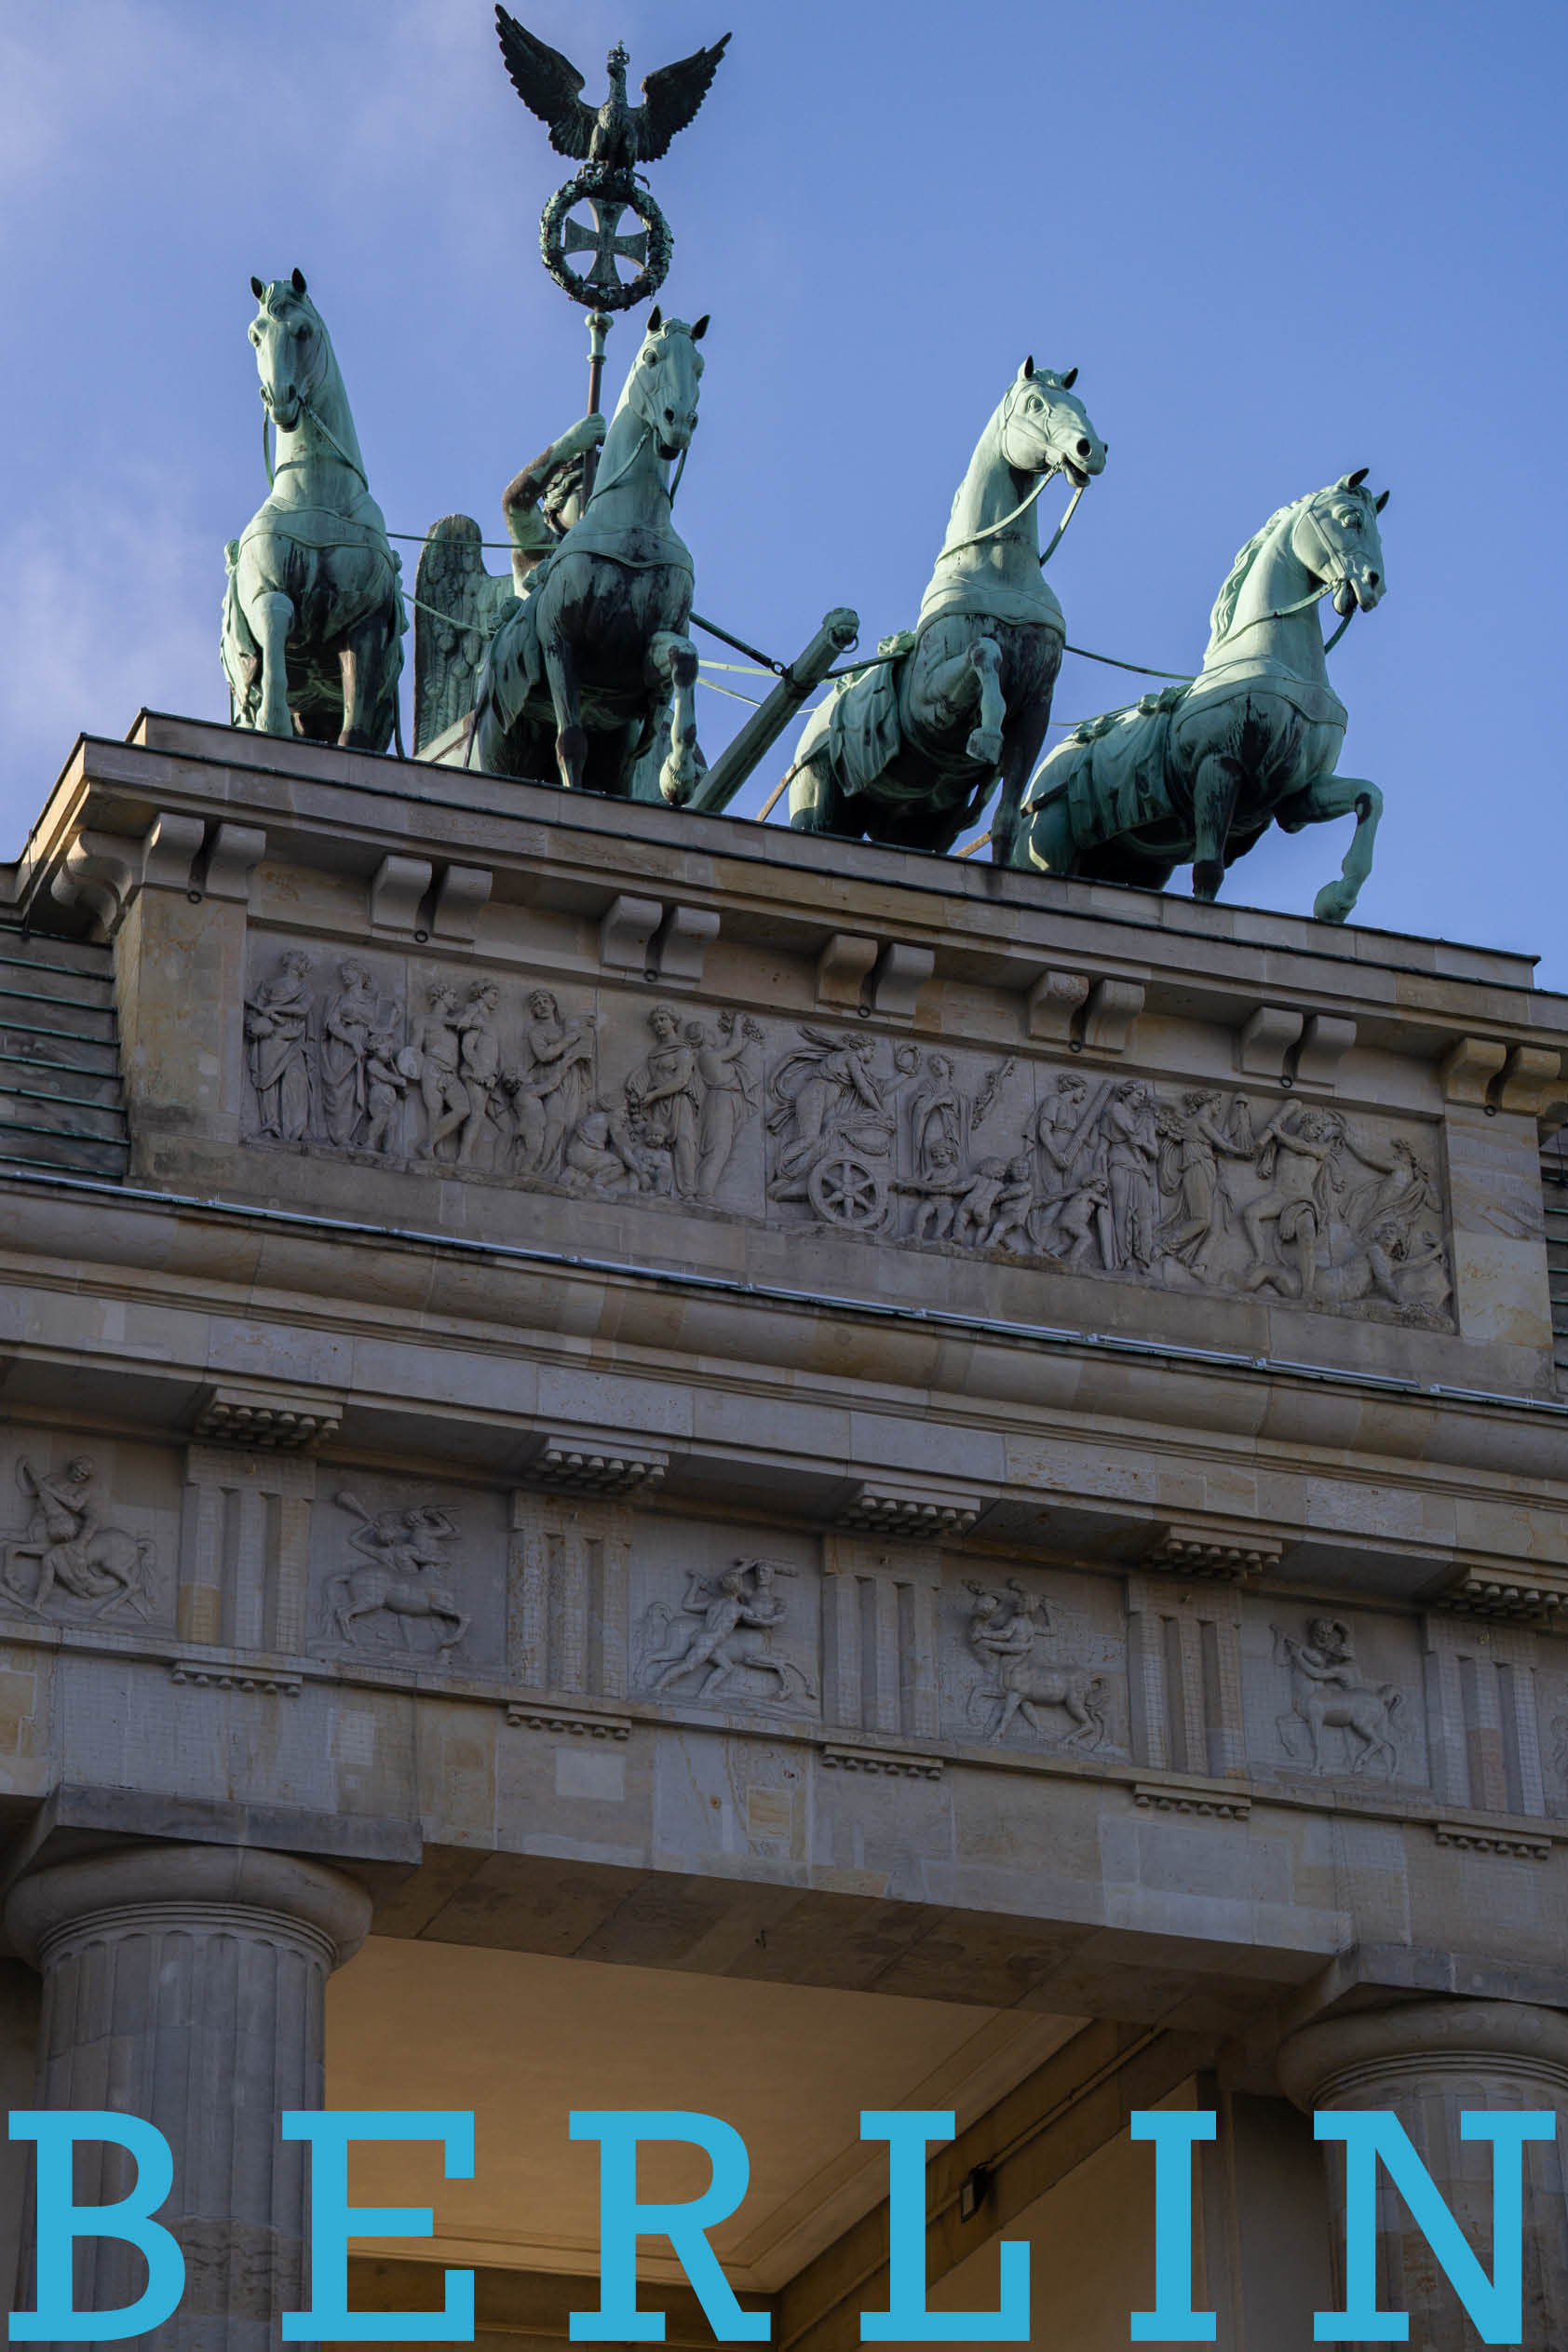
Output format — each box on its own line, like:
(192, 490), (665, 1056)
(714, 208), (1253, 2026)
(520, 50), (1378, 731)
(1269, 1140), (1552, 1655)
(242, 945), (1452, 1325)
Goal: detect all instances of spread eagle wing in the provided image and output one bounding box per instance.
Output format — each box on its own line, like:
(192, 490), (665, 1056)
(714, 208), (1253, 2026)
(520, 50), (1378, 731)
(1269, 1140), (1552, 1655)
(412, 518), (518, 755)
(494, 7), (596, 159)
(633, 33), (732, 162)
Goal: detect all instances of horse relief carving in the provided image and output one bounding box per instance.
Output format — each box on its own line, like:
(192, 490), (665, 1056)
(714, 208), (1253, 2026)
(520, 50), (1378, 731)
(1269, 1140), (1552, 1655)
(320, 1492), (468, 1655)
(0, 1457), (155, 1621)
(634, 1558), (818, 1709)
(1273, 1616), (1403, 1778)
(962, 1578), (1111, 1749)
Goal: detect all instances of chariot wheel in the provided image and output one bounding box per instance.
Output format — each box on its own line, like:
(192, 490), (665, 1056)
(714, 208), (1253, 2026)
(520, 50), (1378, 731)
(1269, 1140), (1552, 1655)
(808, 1151), (888, 1232)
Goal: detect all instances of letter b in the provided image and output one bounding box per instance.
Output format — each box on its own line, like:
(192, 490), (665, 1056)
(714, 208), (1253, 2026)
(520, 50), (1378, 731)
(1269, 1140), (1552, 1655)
(8, 2111), (185, 2343)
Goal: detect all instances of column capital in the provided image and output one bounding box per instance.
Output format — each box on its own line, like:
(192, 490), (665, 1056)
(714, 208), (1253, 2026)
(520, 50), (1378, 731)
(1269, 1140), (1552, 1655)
(4, 1841), (372, 1973)
(1278, 1996), (1568, 2111)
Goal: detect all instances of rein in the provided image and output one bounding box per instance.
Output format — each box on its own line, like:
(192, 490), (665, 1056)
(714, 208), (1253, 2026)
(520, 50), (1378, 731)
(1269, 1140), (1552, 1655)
(258, 384), (369, 490)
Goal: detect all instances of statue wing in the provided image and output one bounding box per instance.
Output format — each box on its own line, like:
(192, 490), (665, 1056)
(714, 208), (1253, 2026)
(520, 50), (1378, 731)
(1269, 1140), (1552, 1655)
(412, 517), (517, 754)
(633, 34), (732, 162)
(494, 7), (596, 158)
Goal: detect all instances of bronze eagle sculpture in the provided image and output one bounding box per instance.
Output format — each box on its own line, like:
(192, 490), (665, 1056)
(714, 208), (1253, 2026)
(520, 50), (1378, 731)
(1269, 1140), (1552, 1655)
(494, 9), (731, 177)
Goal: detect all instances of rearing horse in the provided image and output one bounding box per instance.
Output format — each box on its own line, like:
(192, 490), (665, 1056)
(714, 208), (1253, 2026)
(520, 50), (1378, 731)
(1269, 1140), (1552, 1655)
(222, 270), (405, 750)
(786, 360), (1107, 857)
(475, 308), (710, 801)
(1016, 473), (1390, 920)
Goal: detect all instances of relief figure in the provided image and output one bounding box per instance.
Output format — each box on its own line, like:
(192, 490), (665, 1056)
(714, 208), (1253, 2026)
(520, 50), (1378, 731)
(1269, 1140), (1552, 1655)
(508, 989), (598, 1178)
(0, 1456), (153, 1619)
(326, 1490), (467, 1652)
(641, 1558), (818, 1705)
(1273, 1616), (1402, 1777)
(244, 950), (315, 1140)
(963, 1578), (1109, 1749)
(318, 960), (378, 1148)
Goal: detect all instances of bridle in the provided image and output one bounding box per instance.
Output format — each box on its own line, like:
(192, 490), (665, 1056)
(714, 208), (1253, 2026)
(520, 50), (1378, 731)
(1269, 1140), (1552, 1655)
(257, 313), (366, 489)
(1217, 491), (1371, 654)
(938, 378), (1092, 567)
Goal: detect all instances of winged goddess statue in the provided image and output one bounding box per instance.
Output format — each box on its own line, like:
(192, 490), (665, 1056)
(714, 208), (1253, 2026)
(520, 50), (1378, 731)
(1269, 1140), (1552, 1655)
(494, 11), (731, 180)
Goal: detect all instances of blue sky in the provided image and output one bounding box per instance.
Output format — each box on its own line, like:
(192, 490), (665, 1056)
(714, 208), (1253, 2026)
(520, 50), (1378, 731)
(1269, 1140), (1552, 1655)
(2, 2), (1563, 978)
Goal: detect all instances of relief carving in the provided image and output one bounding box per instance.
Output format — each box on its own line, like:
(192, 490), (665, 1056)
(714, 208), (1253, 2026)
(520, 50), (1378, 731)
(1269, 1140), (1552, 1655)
(0, 1455), (155, 1619)
(238, 946), (1452, 1326)
(1273, 1615), (1404, 1777)
(635, 1557), (818, 1707)
(244, 950), (316, 1142)
(962, 1577), (1110, 1749)
(765, 1034), (1450, 1326)
(321, 1490), (468, 1654)
(508, 989), (599, 1179)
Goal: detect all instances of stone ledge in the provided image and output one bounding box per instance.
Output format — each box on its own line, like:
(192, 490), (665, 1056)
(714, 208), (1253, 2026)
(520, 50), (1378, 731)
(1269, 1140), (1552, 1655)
(1132, 1778), (1251, 1819)
(1142, 1524), (1283, 1585)
(1436, 1563), (1568, 1624)
(835, 1480), (980, 1535)
(192, 1383), (343, 1451)
(169, 1660), (301, 1696)
(524, 1431), (669, 1496)
(1433, 1820), (1553, 1861)
(505, 1705), (632, 1740)
(820, 1743), (943, 1781)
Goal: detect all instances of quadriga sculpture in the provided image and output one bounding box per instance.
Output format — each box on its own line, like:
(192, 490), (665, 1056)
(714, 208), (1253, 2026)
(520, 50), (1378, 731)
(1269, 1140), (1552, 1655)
(785, 360), (1107, 857)
(1014, 473), (1389, 920)
(474, 308), (710, 800)
(221, 270), (405, 750)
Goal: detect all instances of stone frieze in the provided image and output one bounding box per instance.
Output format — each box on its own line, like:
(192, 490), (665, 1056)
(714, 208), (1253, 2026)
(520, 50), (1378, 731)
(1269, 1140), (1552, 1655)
(238, 945), (1453, 1329)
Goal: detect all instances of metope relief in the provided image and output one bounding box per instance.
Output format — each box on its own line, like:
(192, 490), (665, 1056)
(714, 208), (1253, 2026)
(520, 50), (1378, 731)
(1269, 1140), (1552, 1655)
(949, 1573), (1125, 1754)
(307, 1478), (505, 1667)
(0, 1454), (158, 1623)
(1270, 1615), (1407, 1780)
(238, 944), (1452, 1327)
(634, 1557), (818, 1708)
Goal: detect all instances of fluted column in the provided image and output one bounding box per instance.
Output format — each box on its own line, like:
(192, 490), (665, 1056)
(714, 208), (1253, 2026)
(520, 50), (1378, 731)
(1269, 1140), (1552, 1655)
(6, 1843), (371, 2352)
(1277, 1999), (1568, 2350)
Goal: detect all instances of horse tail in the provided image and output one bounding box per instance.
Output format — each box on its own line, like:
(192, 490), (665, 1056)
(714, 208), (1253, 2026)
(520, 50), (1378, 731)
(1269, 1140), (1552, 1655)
(1085, 1676), (1110, 1744)
(781, 1656), (818, 1704)
(1384, 1688), (1403, 1718)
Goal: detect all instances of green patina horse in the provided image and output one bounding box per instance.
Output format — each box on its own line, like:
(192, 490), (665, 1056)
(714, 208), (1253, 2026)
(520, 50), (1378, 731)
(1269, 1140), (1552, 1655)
(785, 359), (1107, 857)
(222, 270), (405, 750)
(474, 308), (710, 801)
(1014, 473), (1390, 920)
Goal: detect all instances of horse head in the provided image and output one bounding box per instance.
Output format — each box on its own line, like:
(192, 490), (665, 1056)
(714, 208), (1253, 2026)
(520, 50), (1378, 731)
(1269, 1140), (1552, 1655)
(624, 304), (709, 460)
(1294, 471), (1390, 616)
(1000, 358), (1107, 489)
(247, 266), (332, 433)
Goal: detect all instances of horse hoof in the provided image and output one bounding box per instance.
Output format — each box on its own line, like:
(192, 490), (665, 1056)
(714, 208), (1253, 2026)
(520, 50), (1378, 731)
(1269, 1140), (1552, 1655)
(966, 726), (1004, 767)
(555, 725), (588, 788)
(1192, 859), (1223, 900)
(1313, 882), (1355, 924)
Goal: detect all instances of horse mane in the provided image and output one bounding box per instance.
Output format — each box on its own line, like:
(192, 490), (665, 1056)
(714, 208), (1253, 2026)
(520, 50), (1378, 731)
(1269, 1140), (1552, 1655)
(1207, 496), (1305, 647)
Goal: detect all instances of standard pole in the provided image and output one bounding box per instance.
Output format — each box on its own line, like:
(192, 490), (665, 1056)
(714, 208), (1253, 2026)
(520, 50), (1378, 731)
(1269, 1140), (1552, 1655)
(581, 309), (611, 503)
(687, 607), (860, 816)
